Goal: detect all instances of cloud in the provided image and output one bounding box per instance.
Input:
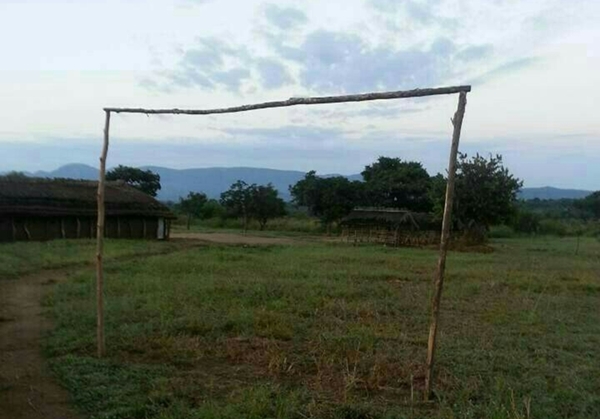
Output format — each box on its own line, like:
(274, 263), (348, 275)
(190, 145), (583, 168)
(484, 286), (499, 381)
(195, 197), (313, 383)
(469, 57), (540, 85)
(456, 45), (493, 62)
(144, 2), (547, 96)
(312, 103), (431, 120)
(263, 4), (307, 30)
(369, 0), (449, 25)
(274, 30), (483, 93)
(157, 37), (253, 93)
(148, 35), (296, 93)
(256, 58), (293, 89)
(179, 0), (213, 5)
(221, 125), (348, 145)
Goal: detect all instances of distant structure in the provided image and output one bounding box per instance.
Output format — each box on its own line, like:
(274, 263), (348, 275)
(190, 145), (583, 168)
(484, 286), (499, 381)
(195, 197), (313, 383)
(341, 207), (441, 247)
(0, 178), (174, 242)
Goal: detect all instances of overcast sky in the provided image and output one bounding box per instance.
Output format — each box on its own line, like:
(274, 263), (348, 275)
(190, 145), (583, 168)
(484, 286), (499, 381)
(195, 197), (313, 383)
(0, 0), (598, 188)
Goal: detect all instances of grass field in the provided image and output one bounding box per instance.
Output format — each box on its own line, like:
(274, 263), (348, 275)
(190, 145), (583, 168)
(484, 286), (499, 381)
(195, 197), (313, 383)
(5, 235), (600, 418)
(0, 239), (186, 280)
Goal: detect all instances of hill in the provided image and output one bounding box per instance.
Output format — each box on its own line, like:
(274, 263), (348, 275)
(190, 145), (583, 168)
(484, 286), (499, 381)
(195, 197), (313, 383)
(16, 164), (357, 201)
(518, 186), (592, 200)
(5, 164), (593, 202)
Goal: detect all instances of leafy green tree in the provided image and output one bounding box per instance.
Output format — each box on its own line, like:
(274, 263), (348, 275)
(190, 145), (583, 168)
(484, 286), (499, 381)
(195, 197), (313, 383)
(200, 199), (225, 220)
(247, 184), (286, 230)
(428, 173), (447, 220)
(177, 192), (208, 230)
(289, 171), (322, 216)
(1, 171), (28, 179)
(220, 181), (252, 231)
(290, 172), (361, 232)
(320, 177), (362, 231)
(574, 191), (600, 219)
(432, 153), (523, 230)
(361, 157), (432, 211)
(512, 209), (541, 234)
(106, 165), (161, 197)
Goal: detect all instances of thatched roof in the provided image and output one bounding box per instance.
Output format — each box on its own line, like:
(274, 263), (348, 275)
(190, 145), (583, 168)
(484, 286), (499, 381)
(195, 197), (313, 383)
(341, 207), (440, 230)
(0, 178), (174, 218)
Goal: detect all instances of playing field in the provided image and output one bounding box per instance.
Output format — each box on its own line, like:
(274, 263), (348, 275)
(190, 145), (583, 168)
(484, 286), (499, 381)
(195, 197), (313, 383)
(1, 235), (599, 418)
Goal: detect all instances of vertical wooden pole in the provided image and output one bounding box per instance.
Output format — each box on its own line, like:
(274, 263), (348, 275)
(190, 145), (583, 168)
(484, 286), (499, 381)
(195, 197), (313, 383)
(76, 217), (81, 239)
(23, 222), (31, 240)
(96, 110), (111, 358)
(424, 92), (467, 398)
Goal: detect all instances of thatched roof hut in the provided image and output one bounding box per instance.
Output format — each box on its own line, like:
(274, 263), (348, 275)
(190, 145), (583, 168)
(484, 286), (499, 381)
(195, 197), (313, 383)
(341, 208), (442, 247)
(0, 178), (174, 241)
(341, 207), (440, 231)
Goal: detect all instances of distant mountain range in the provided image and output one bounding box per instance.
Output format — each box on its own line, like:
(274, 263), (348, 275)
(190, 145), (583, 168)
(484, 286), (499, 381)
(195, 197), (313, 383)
(517, 187), (592, 200)
(8, 163), (594, 202)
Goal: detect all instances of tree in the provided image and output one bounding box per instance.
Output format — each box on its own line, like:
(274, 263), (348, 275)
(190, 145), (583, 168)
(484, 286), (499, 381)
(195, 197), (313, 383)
(200, 199), (225, 220)
(220, 180), (252, 231)
(247, 184), (286, 230)
(106, 165), (161, 197)
(1, 171), (28, 179)
(177, 192), (208, 230)
(361, 157), (433, 211)
(574, 191), (600, 219)
(290, 172), (361, 232)
(512, 208), (541, 234)
(432, 153), (523, 230)
(289, 171), (322, 216)
(221, 181), (287, 231)
(428, 173), (447, 220)
(319, 177), (362, 231)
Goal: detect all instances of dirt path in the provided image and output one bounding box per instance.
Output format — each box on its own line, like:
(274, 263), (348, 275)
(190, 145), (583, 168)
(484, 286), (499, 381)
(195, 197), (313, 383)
(0, 242), (206, 419)
(172, 231), (299, 245)
(0, 233), (299, 418)
(0, 270), (80, 419)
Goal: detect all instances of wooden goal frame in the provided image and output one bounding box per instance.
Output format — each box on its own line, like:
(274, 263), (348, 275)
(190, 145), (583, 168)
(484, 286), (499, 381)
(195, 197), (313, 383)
(97, 84), (471, 398)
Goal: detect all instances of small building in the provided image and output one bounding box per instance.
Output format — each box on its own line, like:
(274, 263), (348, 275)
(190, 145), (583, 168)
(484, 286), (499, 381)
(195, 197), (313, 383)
(341, 207), (441, 247)
(0, 178), (175, 242)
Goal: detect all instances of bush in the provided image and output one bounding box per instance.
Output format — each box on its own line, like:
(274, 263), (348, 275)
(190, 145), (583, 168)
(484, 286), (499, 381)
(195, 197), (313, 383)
(489, 225), (516, 238)
(538, 219), (569, 236)
(512, 210), (541, 234)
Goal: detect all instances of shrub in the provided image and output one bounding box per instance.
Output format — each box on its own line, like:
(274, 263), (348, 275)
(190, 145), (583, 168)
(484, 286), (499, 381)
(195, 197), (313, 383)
(489, 225), (516, 238)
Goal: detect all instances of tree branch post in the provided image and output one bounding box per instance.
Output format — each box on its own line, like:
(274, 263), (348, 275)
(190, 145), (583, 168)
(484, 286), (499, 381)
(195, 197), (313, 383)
(96, 110), (111, 358)
(424, 91), (468, 399)
(104, 85), (470, 116)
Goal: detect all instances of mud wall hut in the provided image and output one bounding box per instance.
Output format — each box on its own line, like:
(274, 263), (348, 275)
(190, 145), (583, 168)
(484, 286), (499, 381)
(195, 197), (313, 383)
(0, 178), (175, 242)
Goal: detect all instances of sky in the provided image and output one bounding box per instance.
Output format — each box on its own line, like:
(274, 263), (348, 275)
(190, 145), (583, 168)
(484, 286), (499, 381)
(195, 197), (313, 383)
(0, 0), (598, 189)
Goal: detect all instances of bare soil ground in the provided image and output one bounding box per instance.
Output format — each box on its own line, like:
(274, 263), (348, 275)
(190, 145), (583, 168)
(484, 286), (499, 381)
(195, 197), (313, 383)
(0, 269), (80, 419)
(172, 231), (298, 245)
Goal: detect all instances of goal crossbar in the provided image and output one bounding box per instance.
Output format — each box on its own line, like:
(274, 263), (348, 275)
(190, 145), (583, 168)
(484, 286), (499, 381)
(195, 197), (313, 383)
(104, 85), (471, 115)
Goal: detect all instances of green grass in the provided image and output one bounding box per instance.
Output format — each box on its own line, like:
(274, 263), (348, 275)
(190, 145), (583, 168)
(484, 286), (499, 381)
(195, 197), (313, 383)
(11, 236), (599, 418)
(0, 239), (187, 280)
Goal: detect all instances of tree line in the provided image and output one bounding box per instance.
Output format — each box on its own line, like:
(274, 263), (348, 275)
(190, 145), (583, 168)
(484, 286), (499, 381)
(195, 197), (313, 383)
(169, 153), (526, 233)
(5, 158), (597, 236)
(100, 162), (600, 236)
(289, 154), (523, 232)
